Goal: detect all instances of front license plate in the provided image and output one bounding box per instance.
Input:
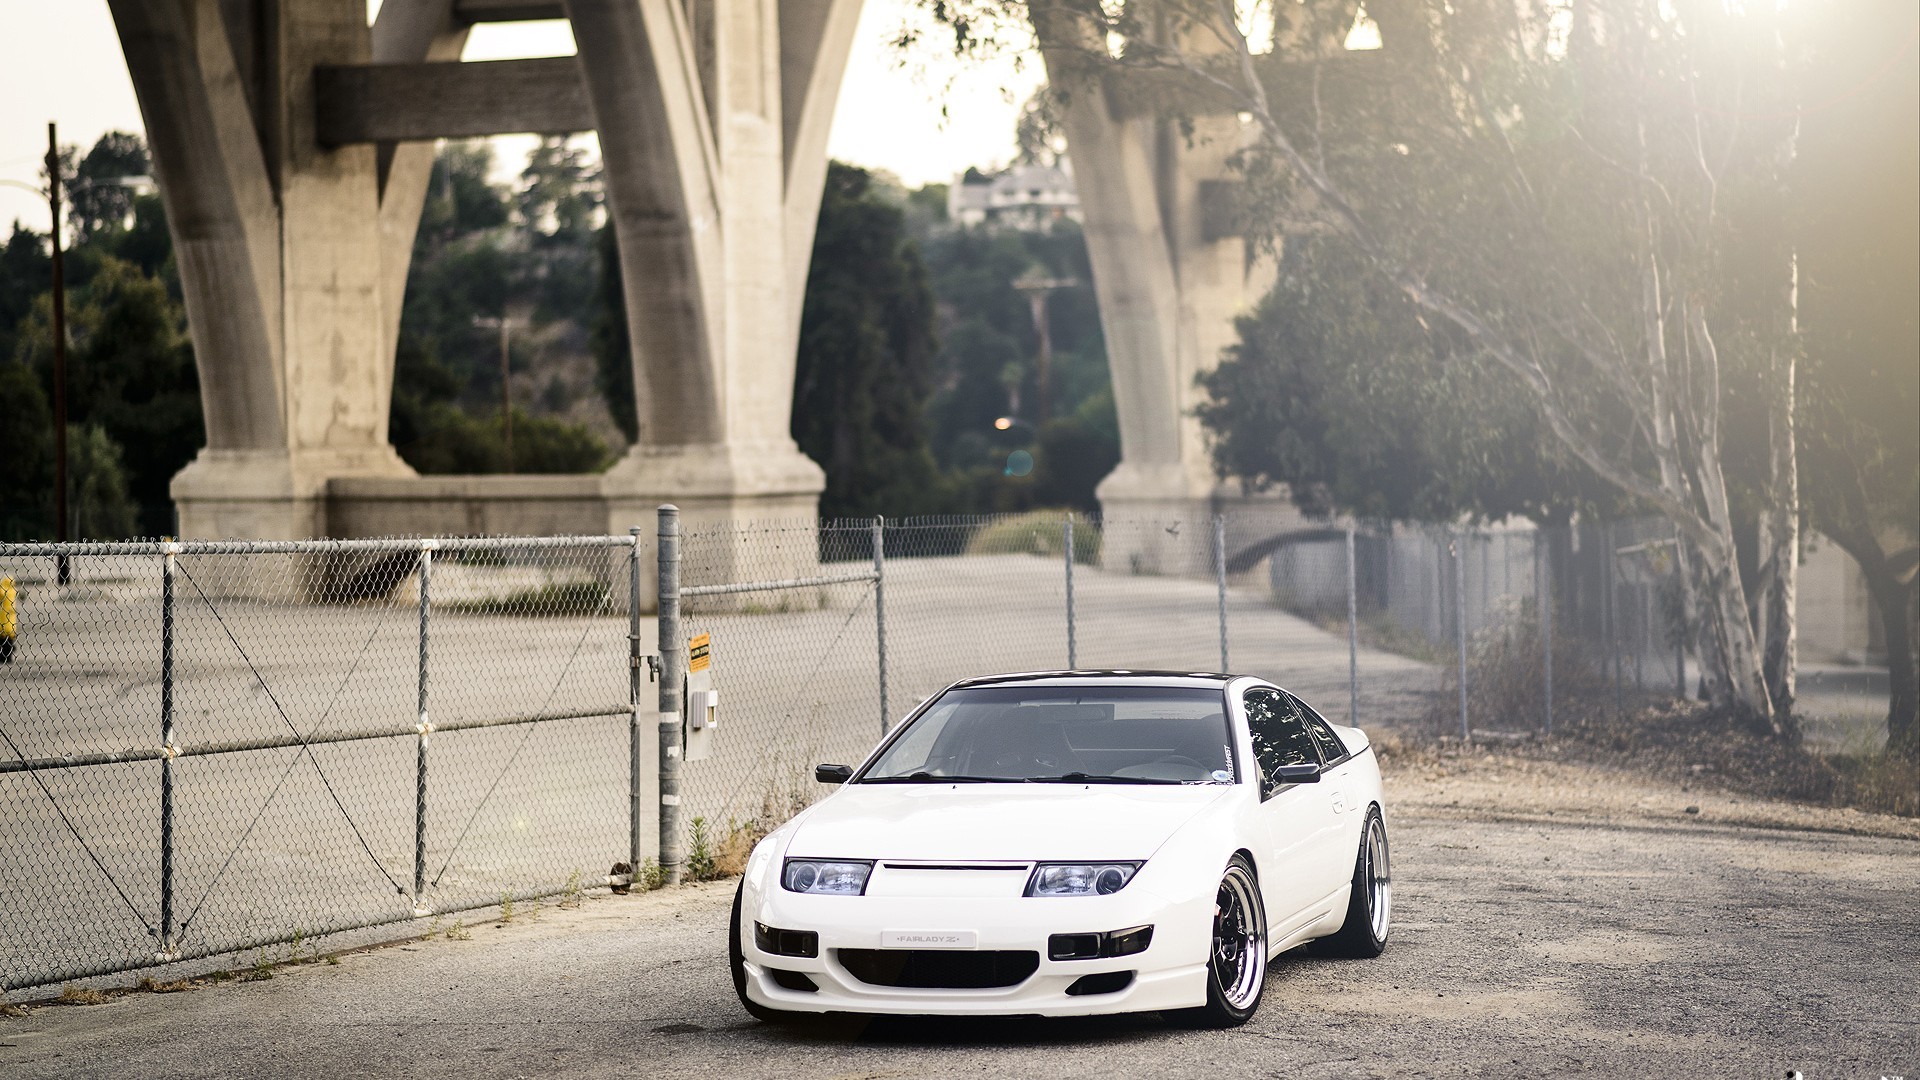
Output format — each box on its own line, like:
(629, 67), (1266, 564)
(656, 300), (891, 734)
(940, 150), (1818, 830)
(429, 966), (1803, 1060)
(881, 930), (978, 950)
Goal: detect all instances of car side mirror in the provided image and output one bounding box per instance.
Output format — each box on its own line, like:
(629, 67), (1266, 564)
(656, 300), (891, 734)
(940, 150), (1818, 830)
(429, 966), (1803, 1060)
(1273, 762), (1322, 784)
(815, 763), (853, 784)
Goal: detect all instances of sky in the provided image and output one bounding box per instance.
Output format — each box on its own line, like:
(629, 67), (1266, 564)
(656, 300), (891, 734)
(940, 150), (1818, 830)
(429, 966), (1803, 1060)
(0, 0), (1042, 234)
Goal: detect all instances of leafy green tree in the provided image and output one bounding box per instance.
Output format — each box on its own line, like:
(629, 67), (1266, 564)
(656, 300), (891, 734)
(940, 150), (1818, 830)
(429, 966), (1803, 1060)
(1199, 239), (1618, 526)
(0, 222), (51, 365)
(67, 131), (149, 247)
(918, 219), (1115, 509)
(0, 361), (53, 539)
(13, 257), (200, 535)
(792, 162), (945, 518)
(66, 423), (139, 539)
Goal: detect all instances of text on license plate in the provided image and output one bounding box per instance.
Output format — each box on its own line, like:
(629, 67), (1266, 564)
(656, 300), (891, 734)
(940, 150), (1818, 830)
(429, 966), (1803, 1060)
(881, 930), (978, 949)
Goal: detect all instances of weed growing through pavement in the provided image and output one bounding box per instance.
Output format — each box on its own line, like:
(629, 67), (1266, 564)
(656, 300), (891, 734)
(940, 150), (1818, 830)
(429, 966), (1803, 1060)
(58, 985), (108, 1005)
(445, 920), (471, 941)
(559, 869), (585, 908)
(498, 894), (515, 924)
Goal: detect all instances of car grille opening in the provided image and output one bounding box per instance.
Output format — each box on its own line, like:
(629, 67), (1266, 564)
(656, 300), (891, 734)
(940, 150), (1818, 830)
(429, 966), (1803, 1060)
(837, 949), (1040, 989)
(1065, 971), (1135, 996)
(769, 969), (819, 992)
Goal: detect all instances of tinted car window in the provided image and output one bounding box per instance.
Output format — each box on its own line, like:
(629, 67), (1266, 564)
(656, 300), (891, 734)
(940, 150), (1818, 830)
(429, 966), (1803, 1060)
(861, 685), (1234, 784)
(1291, 695), (1350, 764)
(1243, 688), (1318, 799)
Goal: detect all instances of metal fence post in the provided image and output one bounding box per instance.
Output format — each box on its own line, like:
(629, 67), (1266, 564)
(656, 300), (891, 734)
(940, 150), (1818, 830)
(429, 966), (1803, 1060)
(1605, 523), (1622, 718)
(413, 541), (432, 915)
(1214, 515), (1229, 673)
(1675, 528), (1687, 699)
(1064, 514), (1076, 669)
(158, 544), (177, 957)
(628, 526), (644, 875)
(657, 505), (683, 885)
(1454, 531), (1469, 741)
(1346, 525), (1359, 726)
(873, 516), (889, 734)
(1540, 532), (1554, 737)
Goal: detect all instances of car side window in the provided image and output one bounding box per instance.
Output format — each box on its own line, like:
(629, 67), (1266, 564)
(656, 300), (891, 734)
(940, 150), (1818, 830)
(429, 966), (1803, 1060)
(1243, 688), (1320, 799)
(1291, 696), (1350, 765)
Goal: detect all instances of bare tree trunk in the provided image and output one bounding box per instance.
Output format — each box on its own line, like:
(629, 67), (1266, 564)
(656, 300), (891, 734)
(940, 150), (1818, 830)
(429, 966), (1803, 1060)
(1823, 524), (1920, 758)
(1753, 347), (1800, 732)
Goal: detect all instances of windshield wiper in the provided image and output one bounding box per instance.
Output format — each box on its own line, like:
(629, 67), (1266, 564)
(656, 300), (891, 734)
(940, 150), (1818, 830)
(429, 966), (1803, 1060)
(861, 772), (1017, 784)
(1030, 772), (1186, 785)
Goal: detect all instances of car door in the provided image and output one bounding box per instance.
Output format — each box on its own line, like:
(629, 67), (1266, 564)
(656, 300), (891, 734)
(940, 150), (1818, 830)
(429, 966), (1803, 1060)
(1289, 693), (1360, 898)
(1241, 686), (1342, 936)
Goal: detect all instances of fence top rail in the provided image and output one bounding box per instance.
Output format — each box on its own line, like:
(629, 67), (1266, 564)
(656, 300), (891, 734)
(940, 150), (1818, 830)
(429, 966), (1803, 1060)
(0, 535), (639, 558)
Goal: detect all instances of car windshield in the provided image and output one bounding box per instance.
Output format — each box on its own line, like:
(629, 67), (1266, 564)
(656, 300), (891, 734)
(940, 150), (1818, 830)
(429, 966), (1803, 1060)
(859, 684), (1235, 784)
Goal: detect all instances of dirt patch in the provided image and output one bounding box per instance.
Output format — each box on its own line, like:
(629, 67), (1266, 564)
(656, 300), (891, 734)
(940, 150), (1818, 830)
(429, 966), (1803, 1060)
(1376, 736), (1920, 840)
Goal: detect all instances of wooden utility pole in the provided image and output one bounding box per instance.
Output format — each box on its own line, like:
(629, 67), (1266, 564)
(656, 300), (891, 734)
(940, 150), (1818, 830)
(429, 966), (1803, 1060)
(47, 122), (70, 583)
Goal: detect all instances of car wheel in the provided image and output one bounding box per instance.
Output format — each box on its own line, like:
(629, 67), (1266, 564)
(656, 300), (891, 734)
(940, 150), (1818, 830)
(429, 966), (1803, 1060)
(1170, 853), (1267, 1028)
(1314, 806), (1391, 958)
(729, 881), (790, 1023)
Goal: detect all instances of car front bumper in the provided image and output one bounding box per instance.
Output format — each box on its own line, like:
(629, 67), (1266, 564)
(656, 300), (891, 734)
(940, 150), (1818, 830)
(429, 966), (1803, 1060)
(740, 886), (1214, 1017)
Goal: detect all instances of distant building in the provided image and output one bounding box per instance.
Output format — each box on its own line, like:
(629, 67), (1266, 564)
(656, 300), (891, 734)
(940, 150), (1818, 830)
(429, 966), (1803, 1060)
(947, 162), (1081, 230)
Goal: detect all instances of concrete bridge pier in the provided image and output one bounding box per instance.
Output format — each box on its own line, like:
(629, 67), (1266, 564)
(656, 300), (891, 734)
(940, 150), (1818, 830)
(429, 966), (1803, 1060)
(108, 0), (860, 574)
(1033, 10), (1285, 574)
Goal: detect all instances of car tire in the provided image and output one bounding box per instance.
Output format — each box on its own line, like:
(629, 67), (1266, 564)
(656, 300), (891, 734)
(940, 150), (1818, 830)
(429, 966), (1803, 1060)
(1168, 853), (1267, 1029)
(1313, 805), (1391, 958)
(729, 880), (792, 1023)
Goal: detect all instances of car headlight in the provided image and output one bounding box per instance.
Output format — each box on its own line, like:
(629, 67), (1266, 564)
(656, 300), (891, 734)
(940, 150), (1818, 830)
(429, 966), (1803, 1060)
(1026, 862), (1141, 897)
(781, 858), (873, 895)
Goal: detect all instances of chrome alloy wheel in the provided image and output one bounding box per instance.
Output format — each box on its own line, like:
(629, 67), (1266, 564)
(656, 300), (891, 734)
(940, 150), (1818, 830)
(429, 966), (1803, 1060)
(1211, 862), (1266, 1011)
(1364, 814), (1392, 942)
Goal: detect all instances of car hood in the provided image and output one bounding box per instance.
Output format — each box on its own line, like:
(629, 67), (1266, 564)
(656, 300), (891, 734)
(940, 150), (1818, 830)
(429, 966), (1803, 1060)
(783, 783), (1232, 862)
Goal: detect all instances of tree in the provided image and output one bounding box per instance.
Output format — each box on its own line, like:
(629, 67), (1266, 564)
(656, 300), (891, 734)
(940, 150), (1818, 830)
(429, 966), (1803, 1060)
(13, 257), (200, 536)
(1795, 0), (1920, 756)
(792, 162), (945, 519)
(0, 361), (53, 540)
(68, 132), (150, 247)
(1198, 238), (1620, 526)
(929, 0), (1807, 736)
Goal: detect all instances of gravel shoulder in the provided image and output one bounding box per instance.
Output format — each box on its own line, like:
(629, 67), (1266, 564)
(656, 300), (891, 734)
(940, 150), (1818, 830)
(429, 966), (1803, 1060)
(4, 757), (1915, 1080)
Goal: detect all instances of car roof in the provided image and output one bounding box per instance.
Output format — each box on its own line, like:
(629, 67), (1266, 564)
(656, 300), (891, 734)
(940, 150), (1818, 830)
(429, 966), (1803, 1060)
(949, 670), (1240, 690)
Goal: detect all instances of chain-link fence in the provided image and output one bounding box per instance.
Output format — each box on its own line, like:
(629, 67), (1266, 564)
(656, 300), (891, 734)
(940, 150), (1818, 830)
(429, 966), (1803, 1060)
(0, 536), (643, 993)
(2, 511), (1690, 992)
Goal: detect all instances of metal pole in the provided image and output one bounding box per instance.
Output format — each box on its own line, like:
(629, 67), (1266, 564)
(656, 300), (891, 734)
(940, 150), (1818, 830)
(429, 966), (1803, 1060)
(47, 123), (69, 584)
(1455, 531), (1469, 741)
(158, 546), (175, 955)
(499, 320), (513, 473)
(1064, 514), (1076, 669)
(627, 527), (643, 874)
(1214, 515), (1229, 673)
(1346, 525), (1359, 726)
(1606, 524), (1622, 718)
(656, 505), (683, 885)
(413, 542), (432, 913)
(1675, 528), (1687, 699)
(1540, 532), (1554, 737)
(873, 516), (889, 734)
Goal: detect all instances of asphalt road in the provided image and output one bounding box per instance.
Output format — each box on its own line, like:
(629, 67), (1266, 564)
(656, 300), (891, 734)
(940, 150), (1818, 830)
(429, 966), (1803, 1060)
(5, 802), (1914, 1079)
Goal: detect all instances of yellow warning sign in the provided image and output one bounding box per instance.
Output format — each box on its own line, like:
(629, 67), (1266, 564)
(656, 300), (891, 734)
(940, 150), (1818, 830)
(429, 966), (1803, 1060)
(688, 632), (711, 673)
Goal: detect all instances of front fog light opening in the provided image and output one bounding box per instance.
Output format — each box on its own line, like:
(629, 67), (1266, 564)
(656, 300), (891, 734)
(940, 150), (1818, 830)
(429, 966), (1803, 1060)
(1026, 862), (1141, 897)
(755, 922), (820, 958)
(1049, 924), (1154, 961)
(782, 858), (874, 895)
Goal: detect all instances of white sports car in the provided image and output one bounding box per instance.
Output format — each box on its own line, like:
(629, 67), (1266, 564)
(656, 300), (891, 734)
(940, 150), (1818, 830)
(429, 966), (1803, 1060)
(729, 671), (1391, 1026)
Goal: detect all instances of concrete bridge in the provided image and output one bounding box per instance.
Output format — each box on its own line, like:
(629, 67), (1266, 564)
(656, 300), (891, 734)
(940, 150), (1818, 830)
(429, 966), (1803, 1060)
(109, 0), (1288, 564)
